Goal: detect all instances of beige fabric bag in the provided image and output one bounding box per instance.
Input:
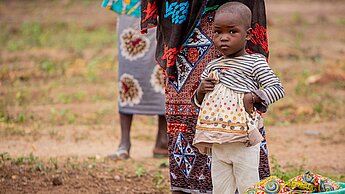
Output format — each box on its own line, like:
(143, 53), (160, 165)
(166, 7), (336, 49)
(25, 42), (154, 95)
(246, 113), (264, 146)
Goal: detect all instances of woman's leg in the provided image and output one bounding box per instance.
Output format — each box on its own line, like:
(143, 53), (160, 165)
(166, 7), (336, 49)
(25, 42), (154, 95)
(118, 112), (133, 153)
(108, 113), (133, 160)
(153, 115), (168, 157)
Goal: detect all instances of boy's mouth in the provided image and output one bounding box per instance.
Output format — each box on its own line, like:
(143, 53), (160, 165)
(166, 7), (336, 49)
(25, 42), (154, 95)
(220, 45), (230, 49)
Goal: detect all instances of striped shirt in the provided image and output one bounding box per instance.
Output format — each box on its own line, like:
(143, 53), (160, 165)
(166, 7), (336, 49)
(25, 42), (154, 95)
(201, 54), (284, 106)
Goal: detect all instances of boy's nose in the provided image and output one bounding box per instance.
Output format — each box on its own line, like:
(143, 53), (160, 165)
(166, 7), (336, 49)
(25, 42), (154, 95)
(220, 35), (229, 41)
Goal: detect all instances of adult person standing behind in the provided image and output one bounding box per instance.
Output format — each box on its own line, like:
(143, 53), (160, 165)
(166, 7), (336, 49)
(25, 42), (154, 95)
(102, 0), (168, 160)
(141, 0), (270, 193)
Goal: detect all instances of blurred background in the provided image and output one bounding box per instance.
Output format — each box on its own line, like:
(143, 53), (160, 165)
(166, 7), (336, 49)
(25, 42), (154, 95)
(0, 0), (344, 193)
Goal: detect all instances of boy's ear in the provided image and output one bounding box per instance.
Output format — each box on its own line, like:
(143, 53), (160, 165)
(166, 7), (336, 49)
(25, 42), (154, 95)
(245, 27), (252, 40)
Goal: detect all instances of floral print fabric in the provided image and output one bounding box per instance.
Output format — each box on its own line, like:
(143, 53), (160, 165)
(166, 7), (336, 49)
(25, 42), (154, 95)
(117, 14), (165, 114)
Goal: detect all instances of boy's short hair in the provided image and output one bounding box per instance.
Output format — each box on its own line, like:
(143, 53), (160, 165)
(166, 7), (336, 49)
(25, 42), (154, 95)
(215, 2), (252, 29)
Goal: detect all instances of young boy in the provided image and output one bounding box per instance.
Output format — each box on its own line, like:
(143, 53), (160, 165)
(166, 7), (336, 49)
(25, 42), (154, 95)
(192, 2), (285, 193)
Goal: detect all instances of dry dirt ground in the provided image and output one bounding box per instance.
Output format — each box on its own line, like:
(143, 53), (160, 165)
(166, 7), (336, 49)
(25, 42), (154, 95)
(0, 0), (345, 193)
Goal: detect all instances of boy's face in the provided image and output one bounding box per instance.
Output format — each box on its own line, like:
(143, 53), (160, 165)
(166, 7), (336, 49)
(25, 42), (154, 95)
(213, 12), (252, 58)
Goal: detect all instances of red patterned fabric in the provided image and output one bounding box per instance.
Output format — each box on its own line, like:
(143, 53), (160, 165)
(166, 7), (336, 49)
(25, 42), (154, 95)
(168, 123), (189, 133)
(141, 1), (158, 29)
(251, 23), (269, 54)
(162, 46), (182, 68)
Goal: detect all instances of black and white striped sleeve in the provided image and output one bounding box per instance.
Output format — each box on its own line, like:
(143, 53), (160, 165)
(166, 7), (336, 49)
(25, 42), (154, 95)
(252, 56), (285, 106)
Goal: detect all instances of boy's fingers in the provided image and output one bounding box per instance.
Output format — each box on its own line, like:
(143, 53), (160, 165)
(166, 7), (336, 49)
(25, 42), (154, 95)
(204, 86), (215, 90)
(204, 78), (216, 82)
(205, 83), (215, 87)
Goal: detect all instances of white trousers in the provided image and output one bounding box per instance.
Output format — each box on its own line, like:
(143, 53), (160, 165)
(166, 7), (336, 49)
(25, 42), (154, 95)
(211, 143), (260, 194)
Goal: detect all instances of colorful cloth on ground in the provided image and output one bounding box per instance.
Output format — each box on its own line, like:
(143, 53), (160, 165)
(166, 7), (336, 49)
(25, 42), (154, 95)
(245, 172), (343, 194)
(102, 0), (140, 17)
(116, 14), (165, 114)
(141, 0), (268, 81)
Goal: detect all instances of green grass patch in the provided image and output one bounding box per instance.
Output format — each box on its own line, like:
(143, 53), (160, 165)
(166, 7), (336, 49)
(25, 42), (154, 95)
(49, 108), (77, 125)
(56, 91), (87, 104)
(0, 22), (116, 52)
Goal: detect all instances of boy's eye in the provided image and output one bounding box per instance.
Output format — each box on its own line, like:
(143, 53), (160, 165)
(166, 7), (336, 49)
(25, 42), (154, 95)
(229, 30), (234, 34)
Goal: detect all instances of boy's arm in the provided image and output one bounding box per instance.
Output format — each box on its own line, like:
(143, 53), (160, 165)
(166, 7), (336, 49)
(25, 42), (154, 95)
(191, 65), (214, 108)
(252, 56), (285, 110)
(192, 77), (217, 108)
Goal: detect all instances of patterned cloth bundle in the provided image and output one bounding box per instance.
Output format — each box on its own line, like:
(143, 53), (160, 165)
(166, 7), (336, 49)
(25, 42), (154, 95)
(245, 171), (343, 194)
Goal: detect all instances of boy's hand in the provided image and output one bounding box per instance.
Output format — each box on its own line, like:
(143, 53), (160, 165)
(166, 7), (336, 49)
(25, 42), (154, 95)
(243, 93), (254, 115)
(197, 78), (217, 95)
(195, 78), (217, 104)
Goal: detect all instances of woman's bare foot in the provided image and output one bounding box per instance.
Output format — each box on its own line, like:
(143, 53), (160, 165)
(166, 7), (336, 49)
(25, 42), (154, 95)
(153, 147), (168, 158)
(107, 149), (129, 161)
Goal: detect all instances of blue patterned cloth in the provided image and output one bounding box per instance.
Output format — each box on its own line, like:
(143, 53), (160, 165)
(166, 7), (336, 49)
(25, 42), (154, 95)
(102, 0), (140, 17)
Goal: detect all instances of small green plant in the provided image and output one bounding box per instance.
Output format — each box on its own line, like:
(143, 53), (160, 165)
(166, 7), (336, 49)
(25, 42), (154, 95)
(91, 95), (103, 102)
(82, 160), (96, 169)
(294, 31), (304, 51)
(313, 102), (323, 114)
(49, 157), (59, 170)
(16, 91), (27, 106)
(64, 156), (80, 170)
(294, 70), (311, 96)
(0, 152), (11, 165)
(21, 22), (43, 47)
(32, 161), (45, 172)
(49, 129), (64, 141)
(153, 171), (168, 191)
(39, 59), (68, 77)
(40, 60), (56, 75)
(49, 129), (59, 138)
(6, 40), (22, 51)
(86, 60), (100, 82)
(13, 153), (39, 165)
(57, 92), (86, 104)
(135, 165), (147, 177)
(49, 108), (77, 125)
(15, 112), (26, 123)
(0, 109), (10, 123)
